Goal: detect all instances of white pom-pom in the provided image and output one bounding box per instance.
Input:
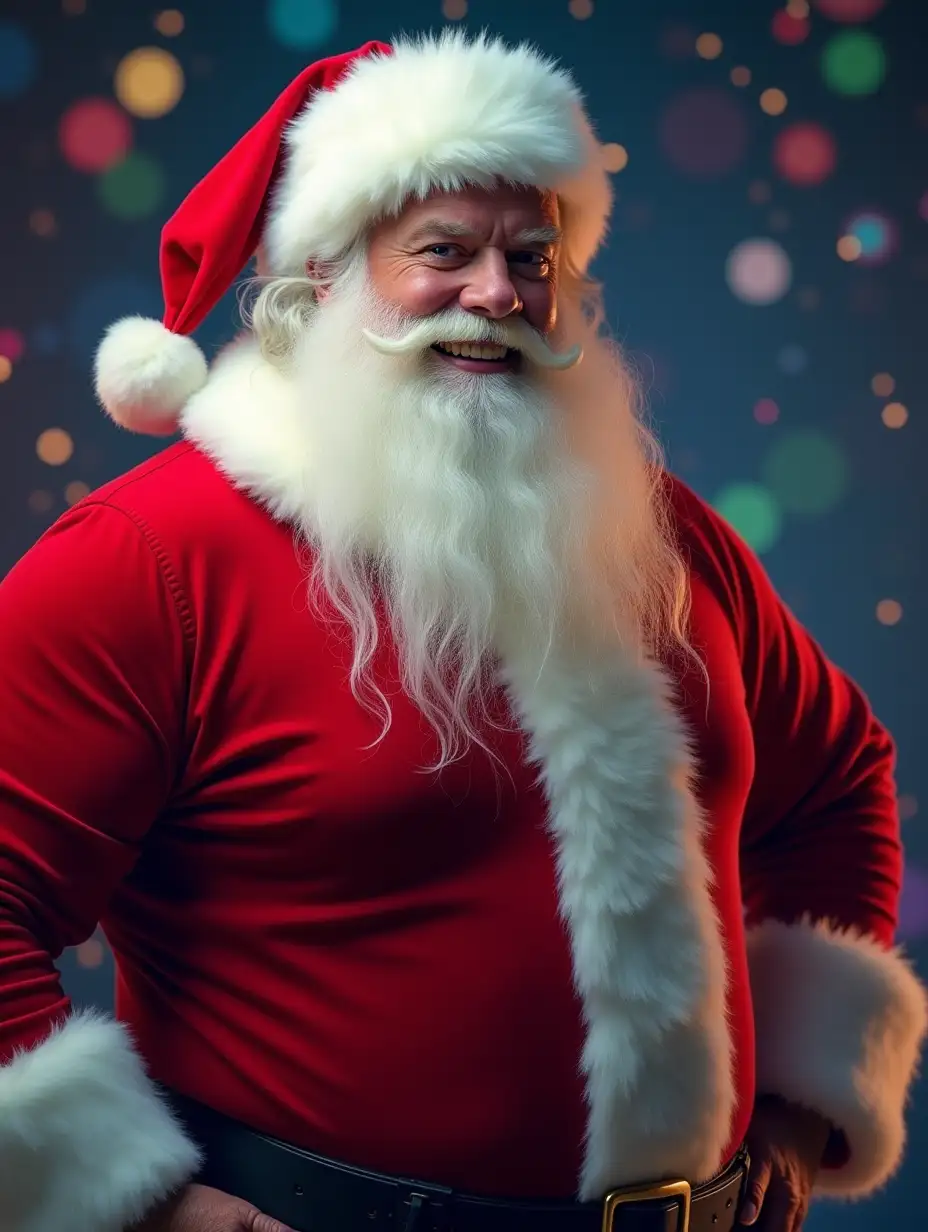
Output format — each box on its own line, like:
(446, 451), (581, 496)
(94, 316), (209, 436)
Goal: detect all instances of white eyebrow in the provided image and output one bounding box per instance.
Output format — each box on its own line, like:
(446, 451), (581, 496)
(403, 220), (562, 248)
(511, 225), (562, 247)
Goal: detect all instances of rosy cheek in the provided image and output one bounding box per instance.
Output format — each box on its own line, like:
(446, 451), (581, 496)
(393, 269), (458, 316)
(522, 284), (557, 333)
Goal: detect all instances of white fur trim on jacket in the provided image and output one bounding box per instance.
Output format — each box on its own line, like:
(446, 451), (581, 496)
(747, 917), (928, 1198)
(265, 30), (612, 277)
(501, 647), (736, 1199)
(180, 340), (738, 1197)
(0, 1011), (202, 1232)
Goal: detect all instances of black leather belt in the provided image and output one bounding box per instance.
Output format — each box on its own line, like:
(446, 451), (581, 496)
(165, 1089), (749, 1232)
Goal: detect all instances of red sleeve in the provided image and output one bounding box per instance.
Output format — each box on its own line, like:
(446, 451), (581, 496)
(726, 535), (901, 944)
(0, 499), (189, 1059)
(673, 479), (926, 1196)
(673, 479), (901, 941)
(0, 498), (202, 1227)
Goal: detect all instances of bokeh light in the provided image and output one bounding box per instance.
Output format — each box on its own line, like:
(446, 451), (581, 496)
(837, 234), (861, 261)
(0, 356), (12, 383)
(843, 209), (897, 265)
(266, 0), (339, 49)
(154, 9), (185, 36)
(899, 795), (918, 822)
(660, 23), (698, 60)
(772, 122), (837, 186)
(659, 88), (750, 179)
(28, 490), (54, 513)
(36, 428), (74, 467)
(442, 0), (468, 17)
(787, 0), (810, 14)
(68, 275), (162, 364)
(760, 88), (788, 116)
(0, 329), (25, 362)
(881, 402), (908, 429)
(713, 483), (783, 554)
(813, 0), (887, 20)
(601, 143), (629, 173)
(695, 33), (723, 60)
(777, 343), (807, 374)
(730, 66), (752, 87)
(898, 865), (928, 942)
(59, 98), (133, 173)
(97, 152), (166, 220)
(76, 938), (105, 968)
(65, 480), (91, 505)
(754, 398), (780, 424)
(29, 207), (57, 237)
(871, 372), (895, 396)
(772, 10), (810, 45)
(114, 47), (185, 118)
(0, 20), (37, 99)
(762, 429), (849, 516)
(822, 31), (887, 96)
(748, 180), (772, 204)
(568, 0), (594, 19)
(876, 598), (902, 625)
(726, 238), (792, 305)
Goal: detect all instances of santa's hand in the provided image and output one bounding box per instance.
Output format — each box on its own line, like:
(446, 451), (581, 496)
(738, 1095), (832, 1231)
(129, 1182), (297, 1232)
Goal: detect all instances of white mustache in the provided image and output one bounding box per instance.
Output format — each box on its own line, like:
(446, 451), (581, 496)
(361, 313), (582, 371)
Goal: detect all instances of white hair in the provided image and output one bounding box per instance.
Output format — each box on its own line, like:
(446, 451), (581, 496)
(239, 245), (694, 777)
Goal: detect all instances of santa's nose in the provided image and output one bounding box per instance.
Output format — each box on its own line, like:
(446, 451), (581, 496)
(458, 251), (522, 319)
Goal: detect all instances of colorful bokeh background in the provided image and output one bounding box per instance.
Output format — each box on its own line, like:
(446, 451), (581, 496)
(1, 0), (926, 1223)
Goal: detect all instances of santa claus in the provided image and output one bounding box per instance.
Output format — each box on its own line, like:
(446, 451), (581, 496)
(0, 30), (924, 1232)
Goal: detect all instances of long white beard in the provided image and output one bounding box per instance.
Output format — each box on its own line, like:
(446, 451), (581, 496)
(287, 268), (674, 772)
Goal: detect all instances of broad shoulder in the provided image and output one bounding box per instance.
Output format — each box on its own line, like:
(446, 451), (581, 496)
(663, 473), (759, 635)
(76, 440), (287, 564)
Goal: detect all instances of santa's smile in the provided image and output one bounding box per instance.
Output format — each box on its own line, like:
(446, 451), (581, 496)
(431, 340), (518, 372)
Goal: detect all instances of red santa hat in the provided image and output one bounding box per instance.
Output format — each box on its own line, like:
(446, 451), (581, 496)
(93, 30), (612, 436)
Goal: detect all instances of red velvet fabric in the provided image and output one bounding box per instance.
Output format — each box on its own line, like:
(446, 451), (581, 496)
(0, 445), (901, 1197)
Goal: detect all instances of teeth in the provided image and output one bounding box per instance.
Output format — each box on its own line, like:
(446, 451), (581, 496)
(436, 341), (509, 360)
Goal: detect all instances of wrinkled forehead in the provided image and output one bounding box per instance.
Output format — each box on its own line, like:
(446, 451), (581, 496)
(384, 182), (562, 247)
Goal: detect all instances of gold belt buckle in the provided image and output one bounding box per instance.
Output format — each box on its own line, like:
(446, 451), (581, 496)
(602, 1179), (692, 1232)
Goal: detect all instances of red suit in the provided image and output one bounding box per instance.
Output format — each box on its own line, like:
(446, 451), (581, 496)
(0, 336), (925, 1232)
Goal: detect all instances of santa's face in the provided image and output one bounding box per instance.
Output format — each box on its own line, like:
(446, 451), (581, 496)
(364, 182), (561, 370)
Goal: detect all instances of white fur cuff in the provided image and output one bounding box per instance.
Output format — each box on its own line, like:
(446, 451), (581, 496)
(0, 1011), (202, 1232)
(747, 917), (928, 1197)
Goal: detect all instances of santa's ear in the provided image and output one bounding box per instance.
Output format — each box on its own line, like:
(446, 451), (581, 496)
(305, 260), (331, 300)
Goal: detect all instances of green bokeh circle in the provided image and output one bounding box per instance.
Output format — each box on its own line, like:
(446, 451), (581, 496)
(762, 429), (849, 516)
(713, 483), (783, 554)
(821, 31), (887, 96)
(97, 151), (165, 220)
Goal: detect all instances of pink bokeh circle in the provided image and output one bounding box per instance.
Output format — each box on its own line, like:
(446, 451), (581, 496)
(59, 97), (133, 173)
(0, 328), (25, 362)
(773, 122), (838, 187)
